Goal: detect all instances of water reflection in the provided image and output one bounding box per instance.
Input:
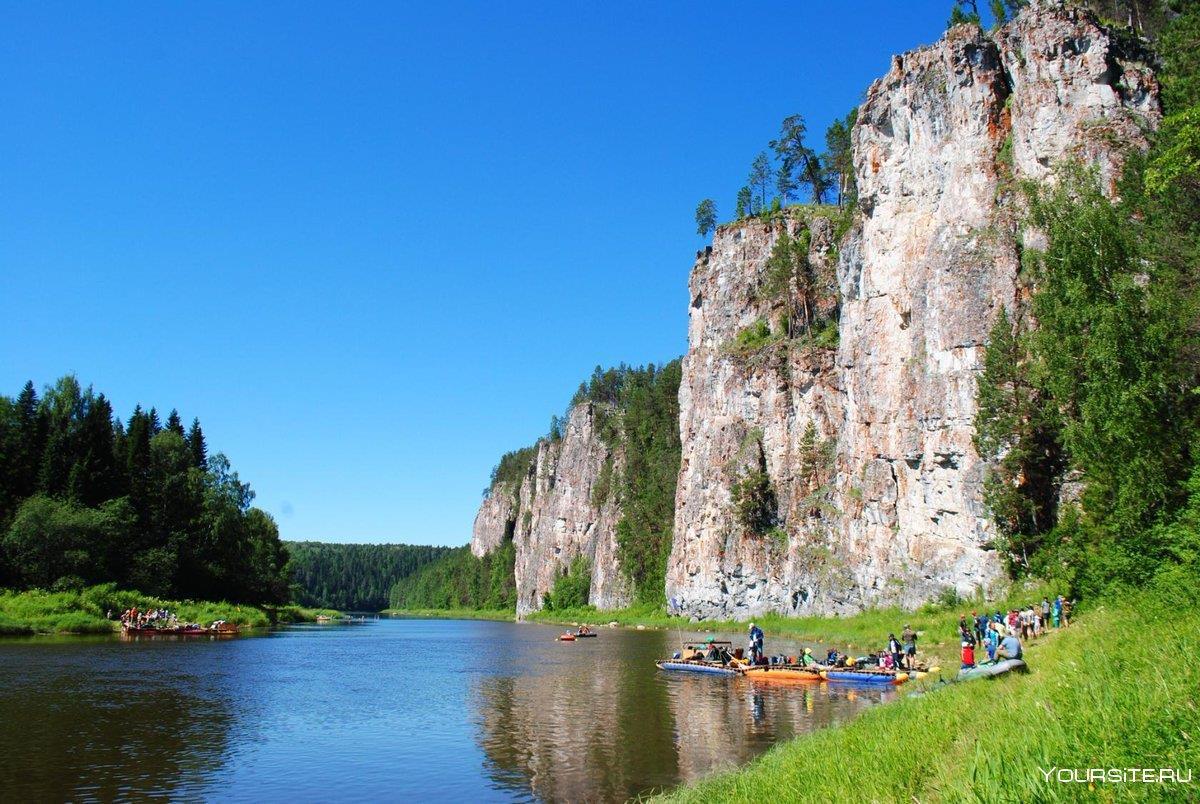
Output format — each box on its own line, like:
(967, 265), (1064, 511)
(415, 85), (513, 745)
(472, 628), (894, 801)
(0, 620), (897, 803)
(0, 639), (236, 801)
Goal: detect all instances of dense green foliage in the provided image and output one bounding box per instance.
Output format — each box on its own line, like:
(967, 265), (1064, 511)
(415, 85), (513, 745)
(0, 582), (338, 635)
(387, 542), (517, 611)
(542, 555), (591, 610)
(286, 541), (452, 611)
(975, 2), (1200, 597)
(663, 565), (1200, 802)
(573, 361), (683, 604)
(0, 377), (291, 604)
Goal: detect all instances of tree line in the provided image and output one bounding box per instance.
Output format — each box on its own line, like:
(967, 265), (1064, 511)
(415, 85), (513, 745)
(387, 542), (517, 611)
(973, 0), (1200, 598)
(694, 110), (857, 237)
(0, 376), (292, 604)
(286, 541), (453, 611)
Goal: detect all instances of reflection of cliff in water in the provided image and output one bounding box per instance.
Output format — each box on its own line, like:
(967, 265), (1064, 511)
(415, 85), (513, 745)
(0, 643), (235, 801)
(471, 629), (896, 802)
(472, 634), (681, 802)
(668, 675), (893, 780)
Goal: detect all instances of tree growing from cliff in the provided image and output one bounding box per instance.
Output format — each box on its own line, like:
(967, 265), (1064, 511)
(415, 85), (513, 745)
(748, 152), (773, 214)
(771, 114), (828, 204)
(695, 198), (717, 237)
(948, 0), (981, 28)
(823, 110), (858, 208)
(735, 186), (752, 219)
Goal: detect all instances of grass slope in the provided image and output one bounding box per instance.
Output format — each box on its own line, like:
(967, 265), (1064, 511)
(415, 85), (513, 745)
(0, 584), (338, 635)
(658, 568), (1200, 802)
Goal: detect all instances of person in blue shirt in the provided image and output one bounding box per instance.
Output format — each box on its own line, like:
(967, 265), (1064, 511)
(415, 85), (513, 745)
(748, 623), (765, 663)
(1052, 596), (1063, 628)
(997, 633), (1023, 661)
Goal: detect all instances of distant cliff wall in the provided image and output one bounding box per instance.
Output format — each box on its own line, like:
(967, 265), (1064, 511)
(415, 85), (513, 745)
(471, 403), (630, 616)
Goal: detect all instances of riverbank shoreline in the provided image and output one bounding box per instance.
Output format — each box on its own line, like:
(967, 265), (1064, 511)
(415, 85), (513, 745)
(381, 607), (516, 622)
(656, 568), (1200, 802)
(0, 584), (338, 636)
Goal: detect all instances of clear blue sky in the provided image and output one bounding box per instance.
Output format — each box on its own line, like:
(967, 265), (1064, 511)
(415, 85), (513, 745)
(1, 1), (953, 545)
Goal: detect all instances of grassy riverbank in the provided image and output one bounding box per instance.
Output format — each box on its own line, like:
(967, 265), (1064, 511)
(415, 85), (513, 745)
(658, 567), (1200, 802)
(0, 584), (338, 635)
(381, 607), (515, 621)
(526, 580), (1053, 654)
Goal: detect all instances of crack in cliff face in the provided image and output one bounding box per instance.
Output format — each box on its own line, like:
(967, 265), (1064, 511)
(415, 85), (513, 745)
(664, 3), (1160, 620)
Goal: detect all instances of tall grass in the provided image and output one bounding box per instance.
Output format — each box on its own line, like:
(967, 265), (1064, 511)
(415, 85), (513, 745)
(658, 566), (1200, 802)
(0, 584), (331, 635)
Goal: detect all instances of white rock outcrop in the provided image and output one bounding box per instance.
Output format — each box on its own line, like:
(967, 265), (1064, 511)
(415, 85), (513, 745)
(665, 5), (1159, 619)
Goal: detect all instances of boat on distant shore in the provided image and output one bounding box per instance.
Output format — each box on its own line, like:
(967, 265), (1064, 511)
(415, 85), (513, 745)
(121, 621), (238, 636)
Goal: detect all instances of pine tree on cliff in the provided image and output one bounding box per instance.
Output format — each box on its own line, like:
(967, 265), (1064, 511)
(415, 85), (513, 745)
(748, 153), (773, 214)
(695, 198), (717, 236)
(771, 114), (828, 204)
(735, 186), (752, 219)
(823, 110), (858, 208)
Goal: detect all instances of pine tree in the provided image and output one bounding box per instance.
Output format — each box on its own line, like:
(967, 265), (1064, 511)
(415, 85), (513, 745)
(748, 152), (773, 213)
(735, 186), (752, 219)
(166, 408), (184, 436)
(695, 198), (717, 237)
(187, 418), (208, 469)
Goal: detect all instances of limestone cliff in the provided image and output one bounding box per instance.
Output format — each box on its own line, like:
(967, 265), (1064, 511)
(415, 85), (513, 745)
(666, 4), (1159, 619)
(471, 403), (630, 615)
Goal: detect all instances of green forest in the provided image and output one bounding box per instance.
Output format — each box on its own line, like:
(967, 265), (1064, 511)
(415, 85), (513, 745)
(0, 376), (292, 604)
(287, 541), (452, 611)
(387, 542), (517, 611)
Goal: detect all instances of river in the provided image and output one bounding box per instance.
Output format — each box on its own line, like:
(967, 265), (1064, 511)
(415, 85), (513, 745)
(0, 618), (896, 802)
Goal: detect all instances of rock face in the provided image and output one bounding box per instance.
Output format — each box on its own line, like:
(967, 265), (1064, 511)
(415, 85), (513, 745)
(666, 4), (1159, 619)
(471, 403), (630, 615)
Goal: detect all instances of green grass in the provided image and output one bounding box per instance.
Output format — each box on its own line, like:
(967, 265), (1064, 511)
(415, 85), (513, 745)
(658, 566), (1200, 802)
(381, 607), (516, 621)
(0, 584), (340, 635)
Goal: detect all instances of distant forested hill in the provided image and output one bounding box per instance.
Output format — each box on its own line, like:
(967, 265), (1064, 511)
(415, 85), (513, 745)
(286, 541), (452, 611)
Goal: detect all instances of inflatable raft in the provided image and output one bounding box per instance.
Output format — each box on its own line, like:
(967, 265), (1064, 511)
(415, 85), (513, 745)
(655, 660), (742, 677)
(957, 659), (1026, 681)
(743, 665), (823, 683)
(821, 669), (909, 685)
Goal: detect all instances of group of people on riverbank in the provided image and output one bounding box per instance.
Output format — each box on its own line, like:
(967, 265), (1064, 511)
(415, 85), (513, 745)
(955, 595), (1071, 669)
(120, 606), (193, 631)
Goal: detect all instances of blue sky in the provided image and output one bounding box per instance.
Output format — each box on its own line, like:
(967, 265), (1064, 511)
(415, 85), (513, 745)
(1, 1), (953, 545)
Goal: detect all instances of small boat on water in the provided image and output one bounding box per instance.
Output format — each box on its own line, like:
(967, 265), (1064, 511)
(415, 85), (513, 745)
(557, 633), (576, 641)
(743, 665), (824, 683)
(957, 658), (1026, 681)
(656, 660), (743, 677)
(822, 668), (910, 685)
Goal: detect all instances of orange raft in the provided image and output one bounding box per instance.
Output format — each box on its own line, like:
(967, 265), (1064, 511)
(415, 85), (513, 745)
(742, 665), (824, 683)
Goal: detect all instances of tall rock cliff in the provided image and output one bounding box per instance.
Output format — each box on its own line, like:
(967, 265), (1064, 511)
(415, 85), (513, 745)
(666, 4), (1159, 619)
(471, 402), (630, 615)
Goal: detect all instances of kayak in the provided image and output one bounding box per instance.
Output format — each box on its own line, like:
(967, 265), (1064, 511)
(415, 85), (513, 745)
(822, 669), (909, 685)
(743, 666), (823, 683)
(656, 660), (742, 677)
(958, 659), (1026, 681)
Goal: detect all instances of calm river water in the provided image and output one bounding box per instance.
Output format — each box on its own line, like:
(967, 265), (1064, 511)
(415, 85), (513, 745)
(0, 618), (896, 802)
